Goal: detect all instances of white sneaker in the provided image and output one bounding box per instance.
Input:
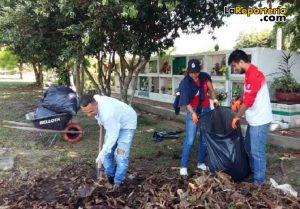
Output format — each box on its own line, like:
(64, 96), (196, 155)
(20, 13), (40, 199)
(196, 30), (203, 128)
(180, 168), (188, 176)
(197, 163), (207, 171)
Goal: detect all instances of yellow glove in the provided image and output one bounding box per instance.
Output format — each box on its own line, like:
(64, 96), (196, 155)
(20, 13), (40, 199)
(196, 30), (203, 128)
(231, 100), (241, 111)
(232, 117), (240, 129)
(191, 112), (199, 124)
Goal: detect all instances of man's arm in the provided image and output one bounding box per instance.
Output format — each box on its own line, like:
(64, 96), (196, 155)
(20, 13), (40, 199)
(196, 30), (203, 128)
(95, 116), (120, 163)
(235, 103), (248, 119)
(232, 70), (265, 128)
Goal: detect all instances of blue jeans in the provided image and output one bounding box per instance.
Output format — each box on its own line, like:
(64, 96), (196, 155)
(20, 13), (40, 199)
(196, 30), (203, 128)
(181, 107), (211, 168)
(102, 129), (135, 184)
(245, 123), (270, 184)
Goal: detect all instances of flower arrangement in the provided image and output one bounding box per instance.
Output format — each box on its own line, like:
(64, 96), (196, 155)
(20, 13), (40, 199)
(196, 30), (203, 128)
(215, 89), (227, 102)
(160, 61), (171, 74)
(179, 67), (187, 75)
(220, 65), (229, 79)
(211, 63), (220, 76)
(219, 65), (227, 74)
(232, 85), (243, 98)
(211, 63), (228, 77)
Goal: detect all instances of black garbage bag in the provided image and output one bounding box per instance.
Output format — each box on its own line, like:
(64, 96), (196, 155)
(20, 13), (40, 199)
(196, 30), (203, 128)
(34, 105), (57, 119)
(41, 86), (78, 115)
(199, 107), (250, 181)
(152, 131), (183, 142)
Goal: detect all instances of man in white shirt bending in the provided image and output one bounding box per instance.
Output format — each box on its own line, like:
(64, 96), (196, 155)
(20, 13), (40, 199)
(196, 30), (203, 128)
(80, 94), (137, 189)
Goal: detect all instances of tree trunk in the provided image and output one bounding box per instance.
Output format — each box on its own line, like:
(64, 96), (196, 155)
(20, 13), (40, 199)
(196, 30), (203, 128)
(128, 59), (149, 105)
(120, 87), (128, 104)
(32, 63), (43, 86)
(37, 64), (43, 86)
(32, 63), (38, 84)
(76, 64), (84, 96)
(69, 65), (76, 92)
(19, 62), (23, 80)
(83, 63), (101, 95)
(79, 63), (85, 95)
(118, 54), (149, 104)
(96, 52), (115, 97)
(75, 62), (81, 95)
(118, 55), (131, 103)
(128, 74), (138, 105)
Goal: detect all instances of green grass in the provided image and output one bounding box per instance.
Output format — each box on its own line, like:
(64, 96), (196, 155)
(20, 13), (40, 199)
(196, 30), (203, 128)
(0, 80), (34, 91)
(291, 177), (300, 186)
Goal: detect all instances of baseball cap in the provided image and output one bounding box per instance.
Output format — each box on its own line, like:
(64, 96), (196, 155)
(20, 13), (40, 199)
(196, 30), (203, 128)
(187, 59), (201, 73)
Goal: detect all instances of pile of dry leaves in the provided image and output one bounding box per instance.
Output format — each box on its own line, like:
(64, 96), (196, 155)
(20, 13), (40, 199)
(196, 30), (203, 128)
(0, 163), (299, 209)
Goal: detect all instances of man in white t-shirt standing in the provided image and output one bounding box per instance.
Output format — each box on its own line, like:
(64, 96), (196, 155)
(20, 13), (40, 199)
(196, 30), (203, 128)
(80, 94), (137, 189)
(229, 49), (273, 184)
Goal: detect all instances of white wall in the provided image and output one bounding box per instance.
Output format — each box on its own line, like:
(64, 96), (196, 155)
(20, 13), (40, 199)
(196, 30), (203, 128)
(256, 48), (300, 82)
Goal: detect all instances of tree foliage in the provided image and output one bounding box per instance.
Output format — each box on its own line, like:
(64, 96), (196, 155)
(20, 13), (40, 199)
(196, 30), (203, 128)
(0, 48), (18, 70)
(236, 29), (273, 48)
(274, 1), (300, 51)
(0, 0), (256, 101)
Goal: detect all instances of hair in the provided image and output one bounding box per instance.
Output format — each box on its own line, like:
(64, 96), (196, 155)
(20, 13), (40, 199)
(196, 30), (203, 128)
(228, 49), (249, 65)
(79, 94), (96, 107)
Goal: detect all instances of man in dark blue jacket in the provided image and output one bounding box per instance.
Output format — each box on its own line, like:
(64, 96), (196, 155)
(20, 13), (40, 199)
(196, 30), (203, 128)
(174, 59), (219, 176)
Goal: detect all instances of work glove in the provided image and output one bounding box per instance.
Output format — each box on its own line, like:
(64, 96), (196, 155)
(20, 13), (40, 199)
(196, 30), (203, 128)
(95, 151), (104, 164)
(213, 99), (220, 108)
(231, 100), (241, 111)
(191, 112), (199, 125)
(231, 117), (240, 129)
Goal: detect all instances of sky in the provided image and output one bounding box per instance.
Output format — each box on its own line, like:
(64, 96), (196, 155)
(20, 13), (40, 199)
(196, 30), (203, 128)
(173, 7), (276, 54)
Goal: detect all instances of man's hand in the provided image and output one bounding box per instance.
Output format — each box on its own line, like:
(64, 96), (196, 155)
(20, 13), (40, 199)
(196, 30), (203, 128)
(231, 100), (241, 111)
(232, 117), (240, 129)
(191, 112), (199, 124)
(213, 99), (220, 108)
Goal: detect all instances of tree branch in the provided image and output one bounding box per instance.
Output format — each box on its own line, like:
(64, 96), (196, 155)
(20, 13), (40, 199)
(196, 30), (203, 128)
(128, 58), (149, 105)
(83, 63), (101, 95)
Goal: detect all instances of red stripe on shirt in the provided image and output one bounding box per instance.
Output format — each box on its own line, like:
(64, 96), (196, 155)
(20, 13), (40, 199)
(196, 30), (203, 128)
(243, 64), (266, 108)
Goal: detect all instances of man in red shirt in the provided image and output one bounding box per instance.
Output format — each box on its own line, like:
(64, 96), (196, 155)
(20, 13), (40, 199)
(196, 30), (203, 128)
(229, 49), (273, 184)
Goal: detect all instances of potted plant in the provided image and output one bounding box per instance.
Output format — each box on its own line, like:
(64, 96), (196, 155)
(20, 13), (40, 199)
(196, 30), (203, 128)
(215, 89), (227, 105)
(271, 52), (300, 104)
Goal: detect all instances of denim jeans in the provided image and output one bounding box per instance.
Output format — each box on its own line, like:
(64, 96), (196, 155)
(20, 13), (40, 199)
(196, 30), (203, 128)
(245, 123), (270, 184)
(102, 129), (135, 184)
(181, 107), (211, 168)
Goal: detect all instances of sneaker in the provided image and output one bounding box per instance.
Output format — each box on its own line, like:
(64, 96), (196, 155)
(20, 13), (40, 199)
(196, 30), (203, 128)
(180, 167), (188, 176)
(107, 176), (114, 185)
(112, 183), (121, 192)
(197, 163), (207, 171)
(243, 174), (254, 183)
